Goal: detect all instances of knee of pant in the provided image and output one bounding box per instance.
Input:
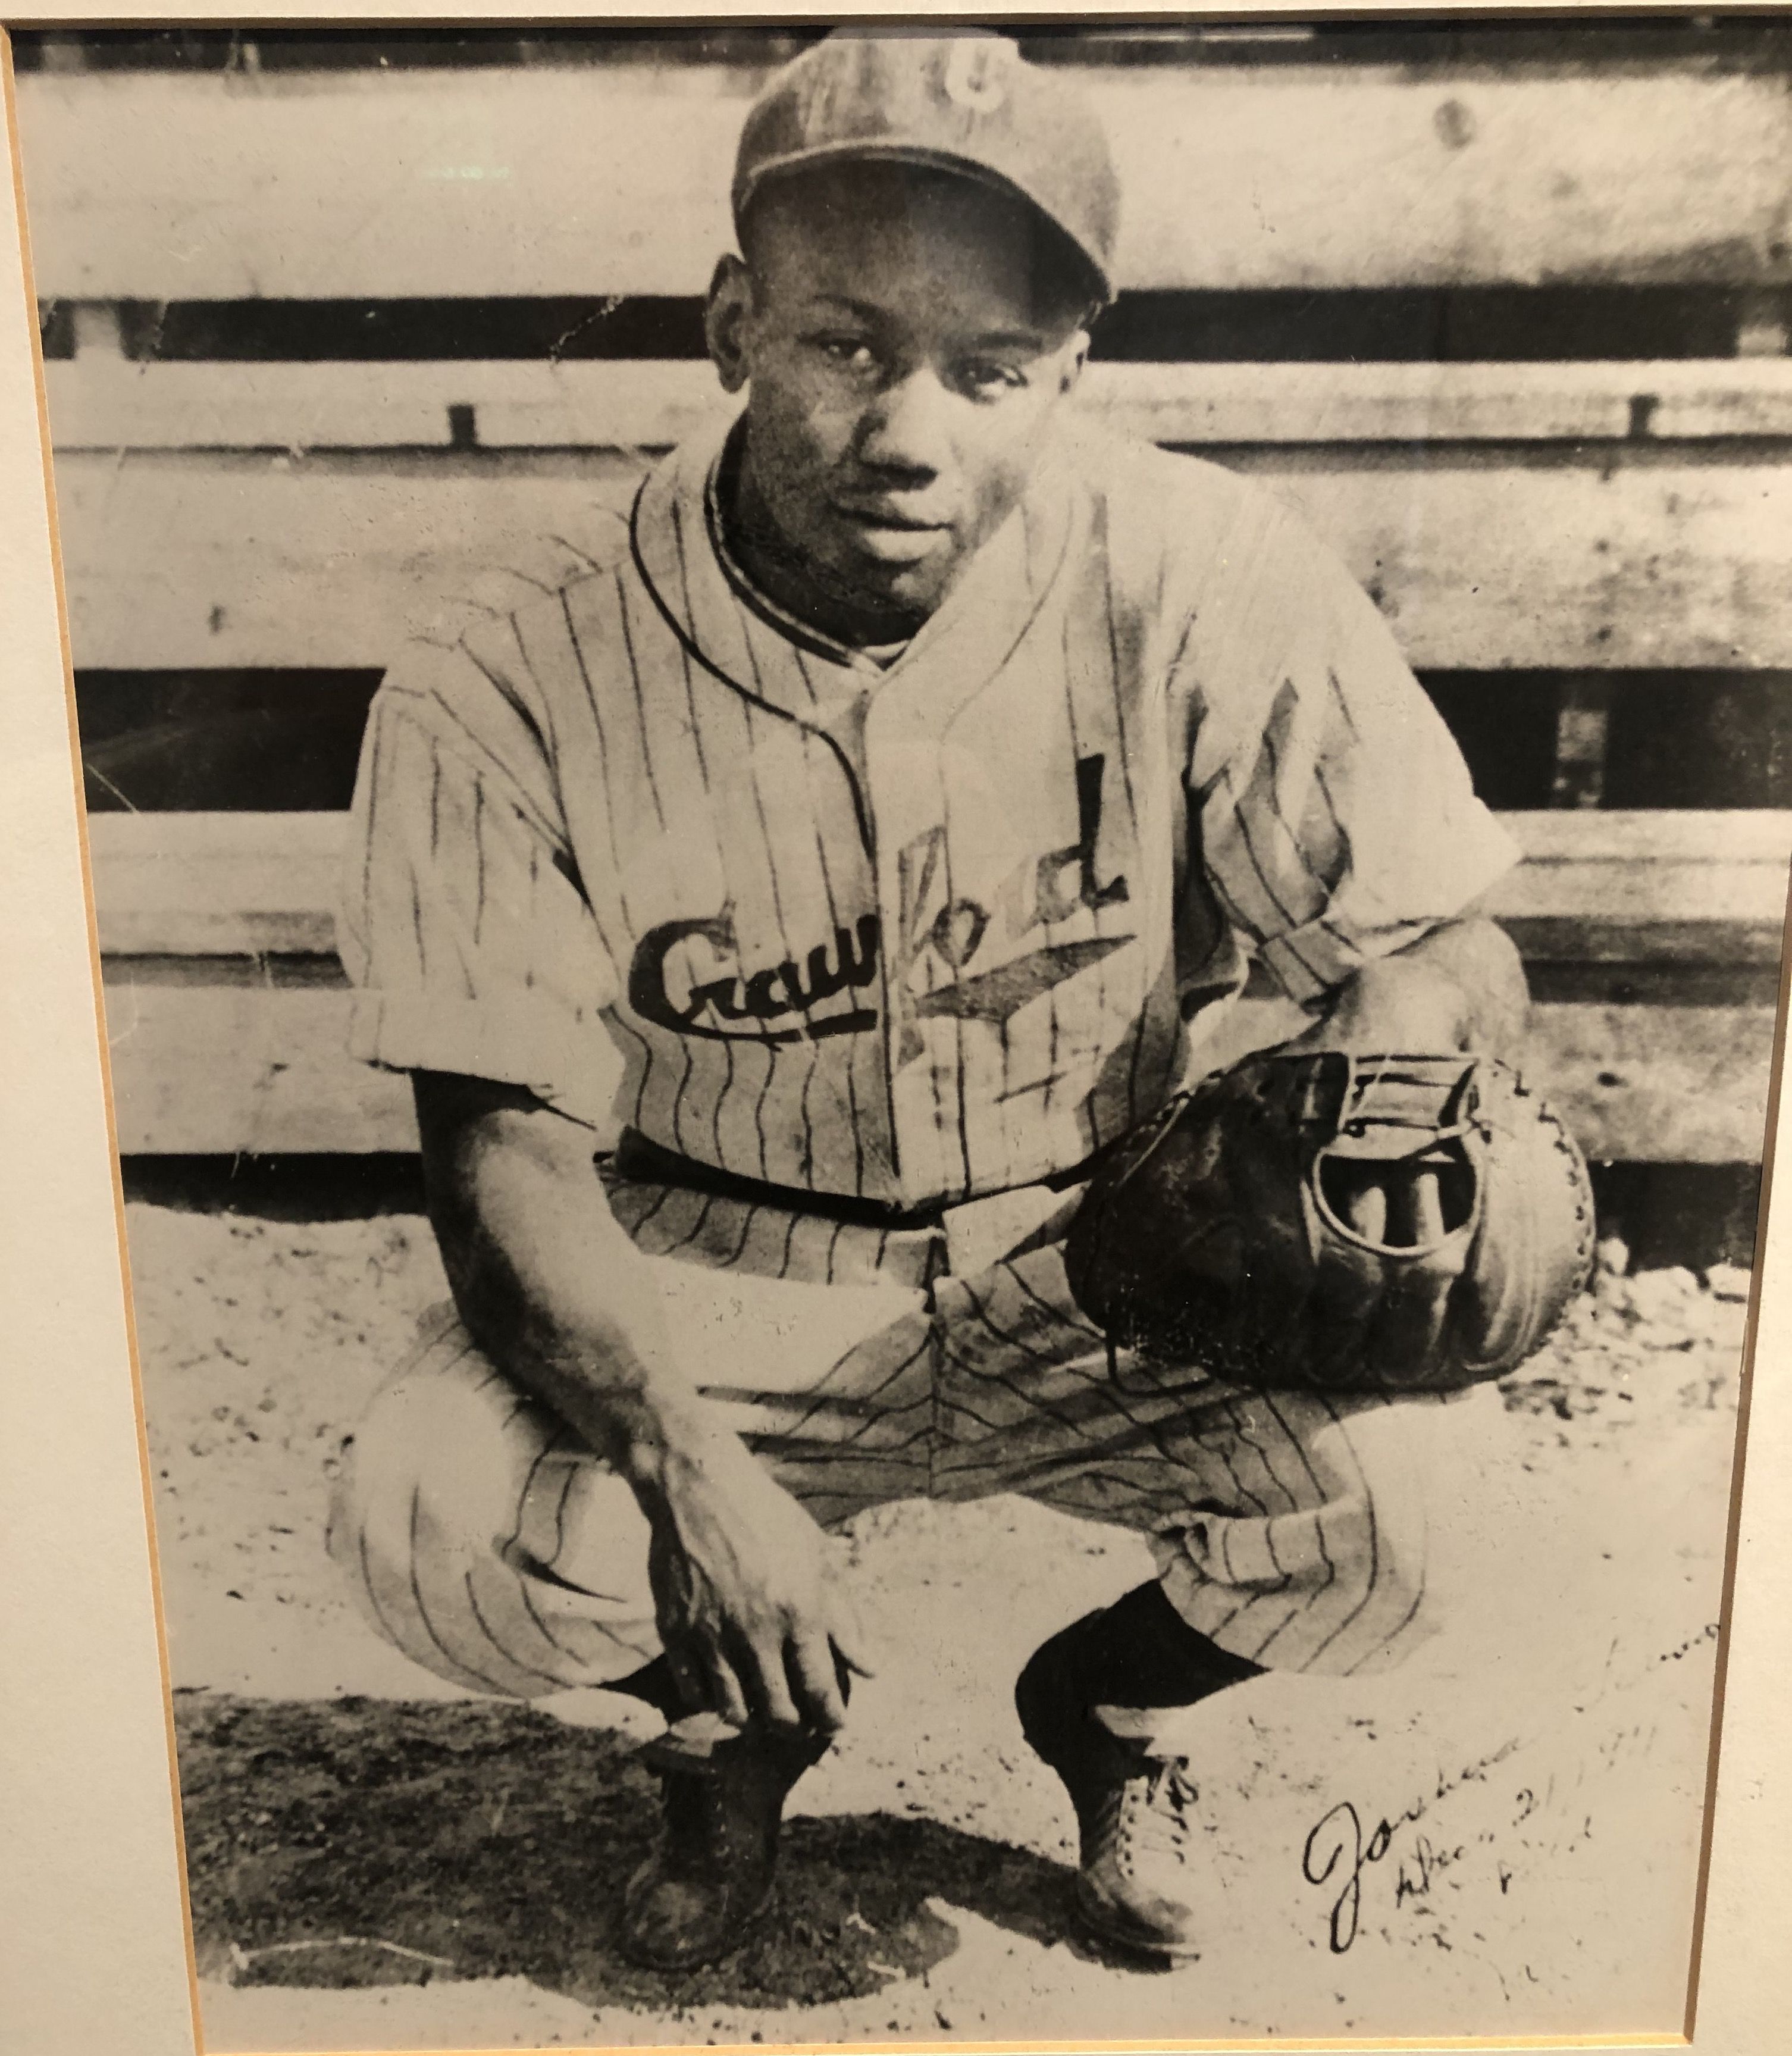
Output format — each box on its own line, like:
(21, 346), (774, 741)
(1314, 1478), (1434, 1677)
(324, 1388), (557, 1698)
(328, 1404), (657, 1700)
(322, 1385), (421, 1584)
(324, 1328), (553, 1605)
(353, 1331), (558, 1519)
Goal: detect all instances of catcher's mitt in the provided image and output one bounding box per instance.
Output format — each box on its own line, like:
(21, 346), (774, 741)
(1063, 1051), (1594, 1397)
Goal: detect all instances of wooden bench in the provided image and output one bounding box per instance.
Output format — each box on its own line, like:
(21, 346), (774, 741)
(16, 35), (1792, 1172)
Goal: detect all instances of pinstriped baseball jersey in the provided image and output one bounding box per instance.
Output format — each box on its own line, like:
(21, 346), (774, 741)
(341, 414), (1516, 1243)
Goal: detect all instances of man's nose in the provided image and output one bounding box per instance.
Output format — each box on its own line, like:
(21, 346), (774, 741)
(854, 365), (953, 480)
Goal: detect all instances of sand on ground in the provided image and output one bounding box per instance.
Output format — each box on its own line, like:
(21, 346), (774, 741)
(124, 1203), (1747, 2050)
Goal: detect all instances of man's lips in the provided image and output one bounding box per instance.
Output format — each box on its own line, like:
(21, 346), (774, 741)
(830, 502), (953, 562)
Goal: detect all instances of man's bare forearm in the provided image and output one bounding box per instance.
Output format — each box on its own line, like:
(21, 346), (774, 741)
(1292, 915), (1529, 1060)
(412, 1070), (725, 1485)
(412, 1069), (871, 1732)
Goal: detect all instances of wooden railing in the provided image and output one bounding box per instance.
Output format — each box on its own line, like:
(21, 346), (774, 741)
(16, 35), (1791, 1167)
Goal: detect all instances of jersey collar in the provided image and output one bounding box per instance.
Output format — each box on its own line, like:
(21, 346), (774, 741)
(629, 408), (1083, 733)
(702, 425), (910, 676)
(629, 414), (872, 730)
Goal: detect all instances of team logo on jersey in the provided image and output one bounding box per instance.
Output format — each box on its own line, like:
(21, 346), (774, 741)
(628, 909), (881, 1044)
(625, 755), (1132, 1054)
(895, 752), (1132, 1063)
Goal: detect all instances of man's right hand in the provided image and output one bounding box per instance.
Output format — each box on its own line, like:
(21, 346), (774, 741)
(632, 1427), (875, 1734)
(412, 1071), (876, 1739)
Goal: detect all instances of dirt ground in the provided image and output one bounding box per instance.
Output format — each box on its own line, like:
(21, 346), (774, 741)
(124, 1201), (1749, 2052)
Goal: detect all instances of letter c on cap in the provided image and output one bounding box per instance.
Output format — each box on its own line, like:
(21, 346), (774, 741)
(942, 40), (1008, 115)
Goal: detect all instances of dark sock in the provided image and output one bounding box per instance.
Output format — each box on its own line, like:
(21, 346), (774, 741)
(1064, 1581), (1264, 1710)
(609, 1655), (685, 1720)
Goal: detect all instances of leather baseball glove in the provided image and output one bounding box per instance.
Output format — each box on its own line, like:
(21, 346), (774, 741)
(1062, 1051), (1595, 1397)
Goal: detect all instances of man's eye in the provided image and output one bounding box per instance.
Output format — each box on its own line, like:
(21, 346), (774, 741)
(815, 336), (876, 371)
(961, 359), (1026, 396)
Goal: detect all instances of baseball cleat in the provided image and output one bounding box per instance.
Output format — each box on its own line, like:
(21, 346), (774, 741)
(616, 1719), (830, 1971)
(1016, 1603), (1223, 1961)
(1064, 1736), (1205, 1960)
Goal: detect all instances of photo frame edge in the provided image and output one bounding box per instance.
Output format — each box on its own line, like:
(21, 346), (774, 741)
(2, 7), (1788, 2054)
(0, 27), (205, 2056)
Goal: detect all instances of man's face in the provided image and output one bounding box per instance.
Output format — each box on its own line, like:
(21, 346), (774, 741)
(710, 165), (1092, 631)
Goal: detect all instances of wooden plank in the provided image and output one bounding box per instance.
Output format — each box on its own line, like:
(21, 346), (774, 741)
(101, 981), (421, 1155)
(1520, 1003), (1782, 1165)
(87, 809), (1792, 963)
(1097, 362), (1792, 451)
(1110, 68), (1792, 293)
(1236, 447), (1792, 673)
(52, 449), (638, 672)
(45, 359), (729, 455)
(1651, 367), (1792, 442)
(1500, 808), (1792, 963)
(1508, 811), (1792, 864)
(49, 441), (1792, 671)
(1499, 853), (1789, 925)
(89, 811), (344, 956)
(17, 64), (1792, 299)
(43, 358), (1792, 456)
(97, 977), (1783, 1164)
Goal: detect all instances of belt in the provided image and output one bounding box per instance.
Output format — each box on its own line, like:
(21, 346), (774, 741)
(605, 1128), (1099, 1233)
(607, 1129), (947, 1232)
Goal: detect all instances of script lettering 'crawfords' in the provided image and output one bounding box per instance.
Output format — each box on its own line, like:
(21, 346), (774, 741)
(625, 754), (1133, 1049)
(628, 910), (882, 1043)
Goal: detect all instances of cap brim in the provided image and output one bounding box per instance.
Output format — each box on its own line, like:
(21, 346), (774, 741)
(733, 141), (1114, 305)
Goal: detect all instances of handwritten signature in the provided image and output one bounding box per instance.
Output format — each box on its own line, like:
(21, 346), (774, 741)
(1302, 1801), (1403, 1952)
(1300, 1740), (1522, 1953)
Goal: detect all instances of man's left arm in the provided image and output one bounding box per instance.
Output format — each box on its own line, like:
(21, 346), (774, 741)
(1185, 491), (1532, 1072)
(1284, 910), (1530, 1062)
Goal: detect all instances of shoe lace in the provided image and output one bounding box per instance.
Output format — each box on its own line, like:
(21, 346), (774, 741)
(1104, 1755), (1199, 1872)
(647, 1727), (821, 1874)
(657, 1760), (731, 1870)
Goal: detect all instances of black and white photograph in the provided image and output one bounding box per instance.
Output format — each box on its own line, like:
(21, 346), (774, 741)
(10, 17), (1790, 2049)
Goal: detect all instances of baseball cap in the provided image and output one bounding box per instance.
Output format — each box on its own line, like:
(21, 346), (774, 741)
(732, 31), (1121, 305)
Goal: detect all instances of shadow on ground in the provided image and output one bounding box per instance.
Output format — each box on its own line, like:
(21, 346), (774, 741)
(174, 1692), (1079, 2011)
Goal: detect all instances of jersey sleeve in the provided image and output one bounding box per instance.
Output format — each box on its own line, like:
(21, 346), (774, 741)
(1183, 488), (1520, 1007)
(338, 626), (623, 1128)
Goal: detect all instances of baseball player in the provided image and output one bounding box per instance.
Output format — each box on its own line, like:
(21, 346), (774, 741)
(330, 32), (1533, 1969)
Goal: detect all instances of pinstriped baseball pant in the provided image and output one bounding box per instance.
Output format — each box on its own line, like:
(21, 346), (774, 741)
(327, 1223), (1482, 1703)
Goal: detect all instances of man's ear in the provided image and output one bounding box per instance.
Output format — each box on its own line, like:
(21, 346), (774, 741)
(1057, 328), (1091, 399)
(705, 254), (754, 395)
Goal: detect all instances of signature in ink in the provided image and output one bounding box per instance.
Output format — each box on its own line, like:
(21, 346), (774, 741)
(1302, 1801), (1399, 1953)
(1302, 1745), (1527, 1951)
(1301, 1742), (1523, 1953)
(1395, 1830), (1465, 1907)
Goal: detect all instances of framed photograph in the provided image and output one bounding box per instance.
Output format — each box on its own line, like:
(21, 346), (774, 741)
(5, 11), (1792, 2054)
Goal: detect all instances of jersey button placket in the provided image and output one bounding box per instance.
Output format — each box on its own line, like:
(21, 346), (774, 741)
(863, 692), (942, 1212)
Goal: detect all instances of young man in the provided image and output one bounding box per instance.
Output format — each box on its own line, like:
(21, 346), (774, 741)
(333, 32), (1528, 1969)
